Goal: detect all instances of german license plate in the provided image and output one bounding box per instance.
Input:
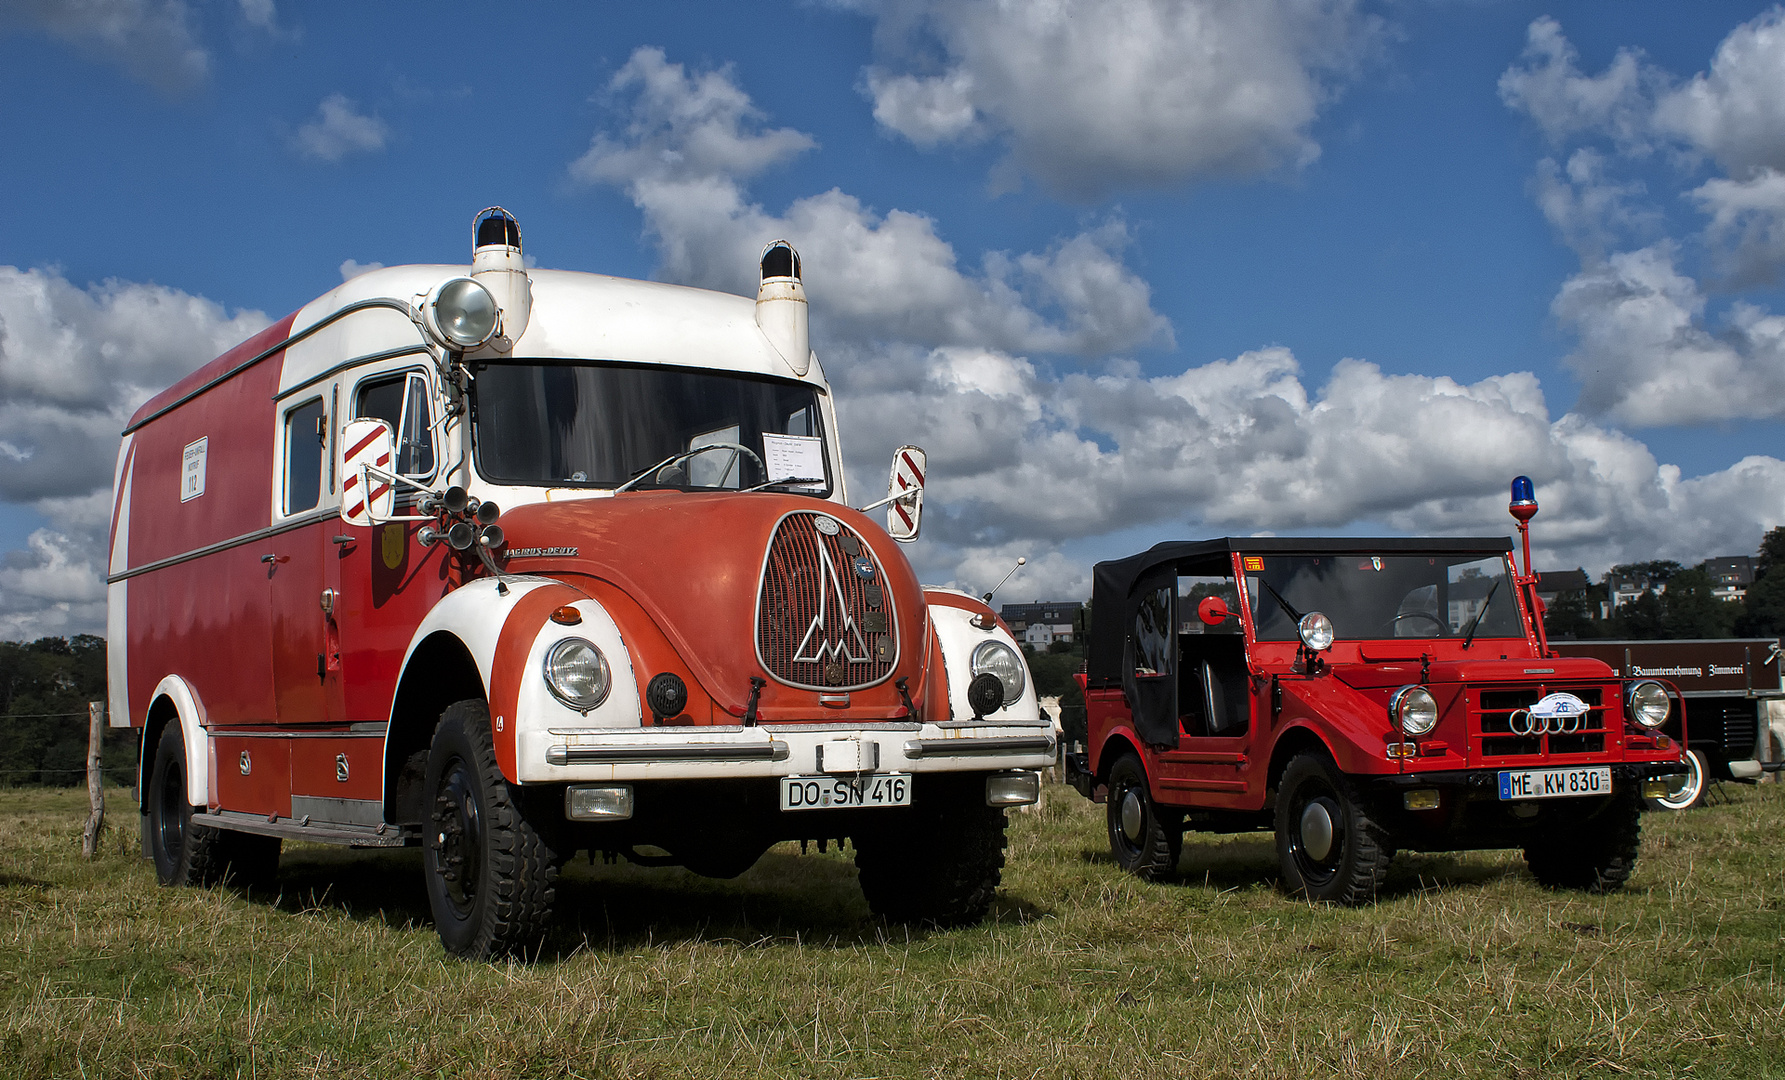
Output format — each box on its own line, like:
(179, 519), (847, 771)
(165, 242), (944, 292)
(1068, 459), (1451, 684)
(780, 773), (911, 810)
(1498, 766), (1611, 800)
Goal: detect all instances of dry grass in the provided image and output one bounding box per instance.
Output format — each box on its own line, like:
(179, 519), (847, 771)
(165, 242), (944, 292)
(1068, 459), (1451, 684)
(1, 781), (1781, 1078)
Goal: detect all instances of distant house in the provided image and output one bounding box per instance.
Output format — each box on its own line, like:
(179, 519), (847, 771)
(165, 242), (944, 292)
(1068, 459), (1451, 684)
(1000, 602), (1083, 647)
(1703, 556), (1754, 602)
(1534, 569), (1591, 604)
(1603, 569), (1666, 619)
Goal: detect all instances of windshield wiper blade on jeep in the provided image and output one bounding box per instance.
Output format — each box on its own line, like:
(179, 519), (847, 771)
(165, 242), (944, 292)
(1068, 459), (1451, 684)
(1461, 578), (1500, 650)
(1258, 578), (1304, 626)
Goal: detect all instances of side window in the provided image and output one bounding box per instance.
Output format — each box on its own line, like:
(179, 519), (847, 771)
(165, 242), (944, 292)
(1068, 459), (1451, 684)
(1178, 574), (1242, 634)
(284, 398), (327, 515)
(1132, 586), (1173, 676)
(355, 371), (436, 478)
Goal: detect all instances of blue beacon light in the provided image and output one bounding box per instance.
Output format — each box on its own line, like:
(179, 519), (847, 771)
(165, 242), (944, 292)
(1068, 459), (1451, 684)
(1509, 475), (1537, 522)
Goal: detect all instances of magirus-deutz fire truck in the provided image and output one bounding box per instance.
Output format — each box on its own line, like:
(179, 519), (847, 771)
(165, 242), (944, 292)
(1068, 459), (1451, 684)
(109, 209), (1050, 956)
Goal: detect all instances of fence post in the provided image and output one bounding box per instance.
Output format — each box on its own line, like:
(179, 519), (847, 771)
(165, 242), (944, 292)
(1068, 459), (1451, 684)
(81, 700), (105, 859)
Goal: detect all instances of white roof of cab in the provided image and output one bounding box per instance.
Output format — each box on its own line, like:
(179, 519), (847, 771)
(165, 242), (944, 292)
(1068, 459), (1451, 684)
(278, 265), (812, 397)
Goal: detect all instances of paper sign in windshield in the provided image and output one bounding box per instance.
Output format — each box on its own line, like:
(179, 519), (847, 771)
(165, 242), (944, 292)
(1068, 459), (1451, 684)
(762, 433), (826, 492)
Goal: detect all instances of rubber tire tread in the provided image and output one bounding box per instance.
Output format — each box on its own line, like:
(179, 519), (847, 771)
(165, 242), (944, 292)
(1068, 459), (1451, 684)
(855, 778), (1007, 927)
(1105, 753), (1181, 881)
(1524, 787), (1643, 894)
(423, 700), (560, 959)
(147, 724), (279, 889)
(1275, 752), (1394, 905)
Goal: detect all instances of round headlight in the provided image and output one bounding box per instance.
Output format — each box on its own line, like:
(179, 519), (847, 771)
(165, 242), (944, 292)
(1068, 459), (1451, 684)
(1391, 685), (1439, 736)
(425, 277), (499, 349)
(544, 637), (610, 712)
(1298, 611), (1335, 652)
(970, 640), (1025, 706)
(1627, 680), (1671, 729)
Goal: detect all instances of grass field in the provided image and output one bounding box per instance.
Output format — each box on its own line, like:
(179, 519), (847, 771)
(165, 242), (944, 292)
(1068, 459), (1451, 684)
(1, 782), (1781, 1079)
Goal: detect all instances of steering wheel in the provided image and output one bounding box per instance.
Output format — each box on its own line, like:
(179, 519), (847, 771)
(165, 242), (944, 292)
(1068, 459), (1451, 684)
(1385, 610), (1448, 636)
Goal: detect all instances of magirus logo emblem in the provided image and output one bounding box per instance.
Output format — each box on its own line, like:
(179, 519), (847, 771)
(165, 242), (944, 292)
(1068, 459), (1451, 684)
(793, 542), (873, 666)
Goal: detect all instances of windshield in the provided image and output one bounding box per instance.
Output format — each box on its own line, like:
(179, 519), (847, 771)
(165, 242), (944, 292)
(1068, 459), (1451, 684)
(472, 361), (829, 492)
(1244, 553), (1524, 643)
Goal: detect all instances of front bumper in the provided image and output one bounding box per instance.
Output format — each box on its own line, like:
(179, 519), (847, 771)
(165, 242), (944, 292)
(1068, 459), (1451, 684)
(518, 720), (1056, 783)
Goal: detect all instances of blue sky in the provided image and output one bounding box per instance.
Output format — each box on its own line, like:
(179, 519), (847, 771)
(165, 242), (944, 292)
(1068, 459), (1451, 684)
(4, 0), (1785, 637)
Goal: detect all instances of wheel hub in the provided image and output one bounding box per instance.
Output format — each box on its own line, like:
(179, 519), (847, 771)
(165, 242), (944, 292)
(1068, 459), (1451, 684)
(1120, 788), (1145, 843)
(1299, 801), (1336, 862)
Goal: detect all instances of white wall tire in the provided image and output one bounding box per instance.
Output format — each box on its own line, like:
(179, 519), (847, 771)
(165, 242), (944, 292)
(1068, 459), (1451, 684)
(1647, 749), (1707, 812)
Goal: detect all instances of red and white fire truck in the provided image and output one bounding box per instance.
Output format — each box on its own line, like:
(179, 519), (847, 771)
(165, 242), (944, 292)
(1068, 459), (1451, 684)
(107, 209), (1050, 957)
(1065, 479), (1689, 902)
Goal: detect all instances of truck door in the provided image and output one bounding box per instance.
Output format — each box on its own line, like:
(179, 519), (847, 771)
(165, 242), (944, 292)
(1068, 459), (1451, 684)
(267, 393), (343, 726)
(1122, 572), (1180, 748)
(1159, 572), (1253, 806)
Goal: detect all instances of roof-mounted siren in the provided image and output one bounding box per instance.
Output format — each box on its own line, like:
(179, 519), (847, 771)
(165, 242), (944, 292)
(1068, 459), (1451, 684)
(755, 239), (809, 376)
(470, 207), (532, 353)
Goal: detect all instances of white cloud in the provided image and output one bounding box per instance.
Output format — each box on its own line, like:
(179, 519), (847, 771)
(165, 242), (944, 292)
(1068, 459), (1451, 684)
(836, 343), (1785, 597)
(1, 0), (209, 93)
(1651, 7), (1785, 176)
(1530, 149), (1658, 259)
(857, 0), (1381, 199)
(0, 266), (268, 638)
(572, 47), (1171, 356)
(1497, 16), (1655, 152)
(339, 259), (384, 281)
(293, 94), (389, 163)
(237, 0), (275, 30)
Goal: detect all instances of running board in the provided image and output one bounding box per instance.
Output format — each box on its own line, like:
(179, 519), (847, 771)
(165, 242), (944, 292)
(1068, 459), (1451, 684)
(195, 808), (415, 847)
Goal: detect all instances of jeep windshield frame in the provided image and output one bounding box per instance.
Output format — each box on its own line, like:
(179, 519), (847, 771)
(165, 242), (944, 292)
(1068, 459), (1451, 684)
(469, 359), (831, 495)
(1243, 552), (1524, 644)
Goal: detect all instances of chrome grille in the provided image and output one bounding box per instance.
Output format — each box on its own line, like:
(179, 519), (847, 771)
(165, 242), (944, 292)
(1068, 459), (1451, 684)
(1475, 686), (1607, 758)
(755, 511), (898, 690)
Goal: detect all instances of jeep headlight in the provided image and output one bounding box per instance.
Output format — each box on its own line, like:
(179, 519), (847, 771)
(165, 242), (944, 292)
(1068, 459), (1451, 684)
(1627, 680), (1670, 729)
(1391, 685), (1438, 736)
(544, 637), (610, 712)
(1298, 611), (1335, 652)
(970, 640), (1025, 705)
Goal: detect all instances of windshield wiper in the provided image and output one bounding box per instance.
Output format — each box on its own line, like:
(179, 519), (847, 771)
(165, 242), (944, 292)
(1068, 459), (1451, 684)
(1461, 579), (1500, 650)
(744, 476), (824, 493)
(1258, 578), (1304, 625)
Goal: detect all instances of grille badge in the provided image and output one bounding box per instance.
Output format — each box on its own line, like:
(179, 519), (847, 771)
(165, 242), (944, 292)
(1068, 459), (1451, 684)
(814, 516), (840, 536)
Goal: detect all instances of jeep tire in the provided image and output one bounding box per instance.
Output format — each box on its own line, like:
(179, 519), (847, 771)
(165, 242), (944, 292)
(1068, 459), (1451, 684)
(855, 774), (1006, 926)
(1275, 751), (1393, 904)
(423, 700), (560, 958)
(1106, 752), (1181, 880)
(1524, 787), (1642, 893)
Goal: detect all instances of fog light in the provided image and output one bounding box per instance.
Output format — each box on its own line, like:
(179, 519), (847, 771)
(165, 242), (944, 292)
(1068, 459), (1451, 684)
(986, 771), (1041, 807)
(1403, 789), (1440, 811)
(1642, 778), (1677, 800)
(565, 784), (633, 821)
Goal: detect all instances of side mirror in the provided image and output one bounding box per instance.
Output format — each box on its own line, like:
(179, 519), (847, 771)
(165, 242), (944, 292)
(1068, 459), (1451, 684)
(1197, 596), (1232, 627)
(885, 445), (926, 543)
(340, 418), (396, 527)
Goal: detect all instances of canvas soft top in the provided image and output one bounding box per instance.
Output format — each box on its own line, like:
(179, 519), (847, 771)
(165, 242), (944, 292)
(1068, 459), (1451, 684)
(1085, 536), (1515, 685)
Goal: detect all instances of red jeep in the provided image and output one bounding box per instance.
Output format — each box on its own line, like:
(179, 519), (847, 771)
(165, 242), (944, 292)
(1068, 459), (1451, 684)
(1066, 481), (1688, 902)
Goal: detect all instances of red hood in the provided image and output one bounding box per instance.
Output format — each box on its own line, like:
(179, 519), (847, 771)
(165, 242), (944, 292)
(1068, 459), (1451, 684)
(494, 492), (929, 722)
(1334, 655), (1614, 691)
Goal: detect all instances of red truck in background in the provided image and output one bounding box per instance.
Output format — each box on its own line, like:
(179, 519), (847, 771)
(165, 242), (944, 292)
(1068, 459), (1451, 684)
(1552, 638), (1782, 808)
(1065, 478), (1690, 902)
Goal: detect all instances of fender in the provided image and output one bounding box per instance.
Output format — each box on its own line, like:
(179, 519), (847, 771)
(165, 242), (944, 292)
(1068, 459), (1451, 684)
(1274, 677), (1397, 776)
(390, 577), (592, 782)
(924, 589), (1041, 723)
(141, 674), (210, 807)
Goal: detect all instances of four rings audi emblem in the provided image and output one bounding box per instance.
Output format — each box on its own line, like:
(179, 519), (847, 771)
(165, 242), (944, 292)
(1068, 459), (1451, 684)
(1507, 691), (1593, 735)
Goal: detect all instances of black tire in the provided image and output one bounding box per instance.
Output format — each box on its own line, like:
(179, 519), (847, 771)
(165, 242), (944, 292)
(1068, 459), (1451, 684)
(146, 724), (280, 889)
(1524, 787), (1642, 893)
(1646, 749), (1707, 811)
(855, 775), (1007, 927)
(422, 699), (560, 959)
(1105, 753), (1181, 880)
(1275, 752), (1393, 904)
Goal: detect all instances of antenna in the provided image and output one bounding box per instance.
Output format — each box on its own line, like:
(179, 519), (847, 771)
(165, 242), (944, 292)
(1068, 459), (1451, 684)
(982, 556), (1027, 604)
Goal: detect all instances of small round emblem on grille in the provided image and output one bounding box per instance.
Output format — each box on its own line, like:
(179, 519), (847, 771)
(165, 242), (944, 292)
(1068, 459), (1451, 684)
(853, 555), (875, 579)
(825, 662), (846, 685)
(813, 516), (841, 536)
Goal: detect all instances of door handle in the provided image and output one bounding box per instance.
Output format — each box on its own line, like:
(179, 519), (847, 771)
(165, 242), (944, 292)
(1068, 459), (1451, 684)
(261, 553), (289, 564)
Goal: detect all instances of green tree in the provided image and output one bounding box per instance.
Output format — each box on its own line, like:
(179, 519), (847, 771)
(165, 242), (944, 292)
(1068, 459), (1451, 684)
(1659, 567), (1735, 639)
(1544, 588), (1600, 640)
(0, 635), (131, 787)
(1609, 589), (1665, 639)
(1738, 526), (1785, 636)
